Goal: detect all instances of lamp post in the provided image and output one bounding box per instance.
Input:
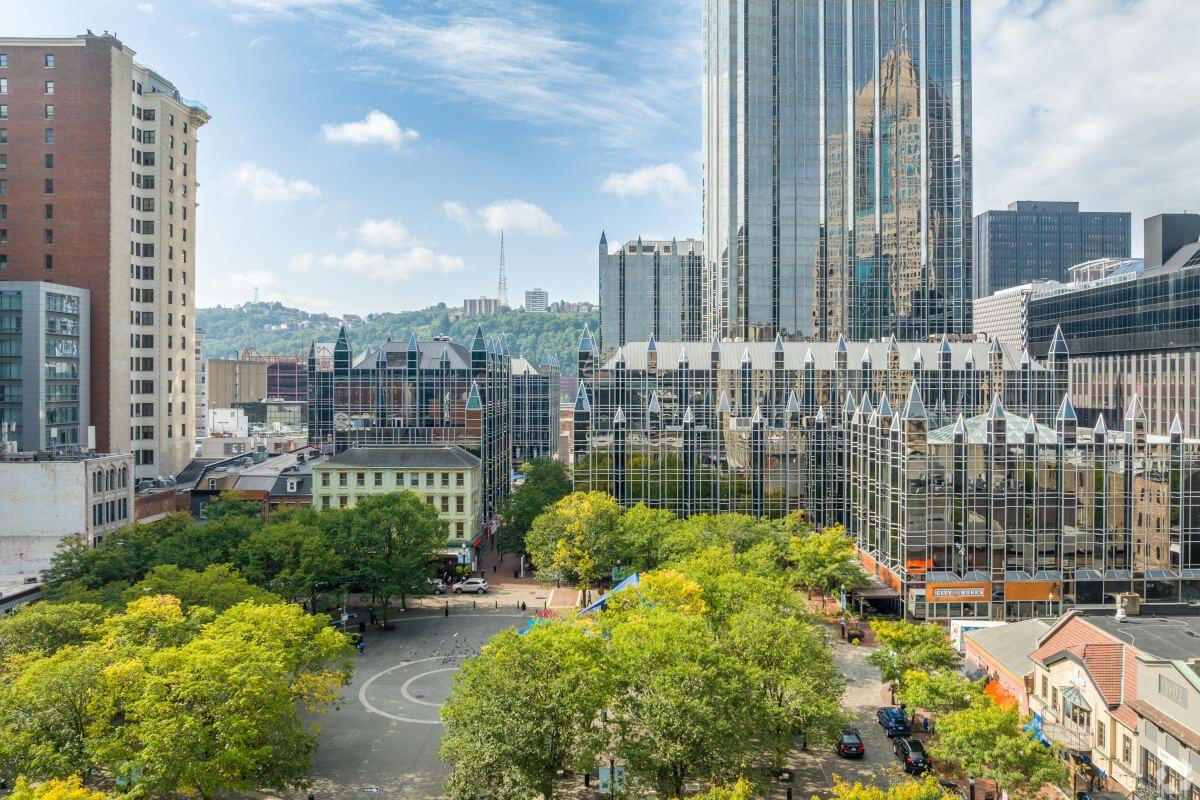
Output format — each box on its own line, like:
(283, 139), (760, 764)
(969, 777), (976, 800)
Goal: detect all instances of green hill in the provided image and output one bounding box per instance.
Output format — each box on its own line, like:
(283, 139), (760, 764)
(196, 302), (599, 376)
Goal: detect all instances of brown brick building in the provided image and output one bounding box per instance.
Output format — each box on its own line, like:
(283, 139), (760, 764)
(0, 34), (208, 479)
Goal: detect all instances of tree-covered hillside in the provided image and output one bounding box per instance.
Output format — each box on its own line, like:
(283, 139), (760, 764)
(197, 302), (599, 376)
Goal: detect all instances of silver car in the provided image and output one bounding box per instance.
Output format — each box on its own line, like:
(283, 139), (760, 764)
(453, 577), (489, 594)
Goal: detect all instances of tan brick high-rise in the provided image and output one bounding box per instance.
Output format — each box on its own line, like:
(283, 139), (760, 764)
(0, 34), (208, 479)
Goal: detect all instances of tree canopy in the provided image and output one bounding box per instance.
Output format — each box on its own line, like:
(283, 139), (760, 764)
(498, 459), (572, 555)
(867, 620), (960, 690)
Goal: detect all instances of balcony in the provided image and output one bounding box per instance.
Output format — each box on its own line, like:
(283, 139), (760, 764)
(1043, 720), (1092, 754)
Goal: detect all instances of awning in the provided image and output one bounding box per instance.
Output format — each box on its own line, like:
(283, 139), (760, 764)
(580, 572), (641, 616)
(1062, 685), (1091, 712)
(850, 585), (901, 599)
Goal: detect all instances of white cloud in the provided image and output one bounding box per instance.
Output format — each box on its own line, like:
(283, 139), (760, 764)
(601, 163), (692, 202)
(248, 35), (267, 47)
(357, 217), (410, 248)
(973, 0), (1200, 254)
(443, 199), (563, 237)
(441, 201), (474, 231)
(321, 110), (418, 149)
(289, 253), (315, 273)
(225, 162), (320, 204)
(136, 3), (155, 14)
(294, 247), (465, 284)
(214, 0), (362, 19)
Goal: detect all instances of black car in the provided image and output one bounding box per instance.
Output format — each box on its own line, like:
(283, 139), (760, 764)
(876, 706), (911, 737)
(836, 727), (865, 758)
(893, 737), (930, 774)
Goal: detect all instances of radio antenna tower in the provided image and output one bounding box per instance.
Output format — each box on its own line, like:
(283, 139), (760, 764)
(497, 229), (509, 308)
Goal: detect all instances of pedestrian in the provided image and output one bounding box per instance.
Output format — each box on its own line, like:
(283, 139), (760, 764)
(369, 607), (378, 626)
(356, 639), (366, 655)
(839, 618), (847, 639)
(520, 601), (527, 612)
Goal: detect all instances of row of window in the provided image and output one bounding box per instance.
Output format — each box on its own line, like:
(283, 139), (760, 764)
(0, 128), (55, 145)
(0, 78), (54, 94)
(0, 53), (55, 69)
(92, 498), (129, 528)
(319, 470), (467, 489)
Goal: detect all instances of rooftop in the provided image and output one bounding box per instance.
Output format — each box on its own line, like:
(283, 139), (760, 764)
(1082, 613), (1200, 662)
(320, 445), (481, 470)
(965, 618), (1051, 679)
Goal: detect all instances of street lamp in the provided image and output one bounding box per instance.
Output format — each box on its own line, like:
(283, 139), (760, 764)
(969, 778), (976, 800)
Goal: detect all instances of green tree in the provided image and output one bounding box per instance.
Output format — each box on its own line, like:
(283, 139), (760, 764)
(237, 509), (344, 612)
(867, 620), (960, 692)
(526, 491), (624, 597)
(931, 698), (1066, 799)
(788, 524), (867, 608)
(123, 564), (281, 612)
(333, 492), (446, 623)
(727, 607), (846, 761)
(617, 503), (678, 571)
(0, 602), (106, 662)
(896, 669), (984, 717)
(104, 601), (352, 798)
(498, 459), (572, 555)
(0, 644), (112, 782)
(440, 623), (610, 800)
(608, 609), (765, 798)
(682, 778), (758, 800)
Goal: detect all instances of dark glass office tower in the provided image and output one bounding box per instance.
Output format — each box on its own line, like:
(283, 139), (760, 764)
(702, 0), (973, 342)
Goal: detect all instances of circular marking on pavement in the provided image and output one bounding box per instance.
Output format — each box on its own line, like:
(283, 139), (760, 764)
(359, 656), (466, 725)
(400, 667), (460, 708)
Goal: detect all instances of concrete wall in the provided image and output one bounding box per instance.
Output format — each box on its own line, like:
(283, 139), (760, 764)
(0, 459), (87, 570)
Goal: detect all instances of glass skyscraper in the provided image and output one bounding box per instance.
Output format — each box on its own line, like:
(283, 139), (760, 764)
(702, 0), (973, 342)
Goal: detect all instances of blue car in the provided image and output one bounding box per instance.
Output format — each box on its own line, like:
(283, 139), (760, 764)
(876, 706), (911, 737)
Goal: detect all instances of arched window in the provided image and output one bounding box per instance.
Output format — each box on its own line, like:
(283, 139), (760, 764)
(93, 471), (101, 492)
(120, 466), (128, 488)
(107, 468), (115, 491)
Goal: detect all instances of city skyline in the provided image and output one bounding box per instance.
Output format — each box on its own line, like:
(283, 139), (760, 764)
(4, 0), (1199, 317)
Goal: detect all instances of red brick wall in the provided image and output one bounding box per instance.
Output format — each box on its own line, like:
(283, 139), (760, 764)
(1, 38), (115, 448)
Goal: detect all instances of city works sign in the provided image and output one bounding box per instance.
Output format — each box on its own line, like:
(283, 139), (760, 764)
(931, 586), (987, 599)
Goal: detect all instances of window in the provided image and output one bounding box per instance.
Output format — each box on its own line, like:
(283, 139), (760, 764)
(440, 496), (449, 512)
(0, 254), (6, 271)
(0, 78), (7, 94)
(1143, 750), (1160, 785)
(44, 153), (53, 169)
(441, 472), (450, 487)
(339, 471), (348, 487)
(0, 128), (6, 144)
(1051, 687), (1058, 711)
(44, 178), (53, 194)
(0, 54), (7, 68)
(1122, 735), (1133, 765)
(356, 471), (365, 487)
(321, 496), (331, 509)
(44, 81), (53, 95)
(0, 229), (6, 245)
(457, 472), (464, 487)
(43, 229), (53, 244)
(456, 496), (464, 513)
(426, 472), (434, 485)
(410, 473), (418, 487)
(45, 204), (53, 220)
(456, 522), (464, 535)
(44, 128), (53, 144)
(208, 478), (217, 490)
(44, 104), (54, 120)
(286, 479), (297, 493)
(0, 154), (5, 170)
(44, 254), (52, 270)
(44, 54), (54, 68)
(0, 180), (5, 196)
(0, 106), (7, 120)
(374, 472), (383, 487)
(321, 472), (330, 487)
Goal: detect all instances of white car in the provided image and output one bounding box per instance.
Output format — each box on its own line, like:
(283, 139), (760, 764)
(428, 578), (448, 595)
(453, 577), (489, 595)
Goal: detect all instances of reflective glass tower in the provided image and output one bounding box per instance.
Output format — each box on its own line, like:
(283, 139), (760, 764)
(702, 0), (973, 342)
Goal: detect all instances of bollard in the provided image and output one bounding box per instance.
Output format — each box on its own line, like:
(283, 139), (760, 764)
(472, 600), (476, 609)
(787, 789), (793, 800)
(493, 564), (497, 573)
(444, 602), (449, 617)
(494, 600), (498, 609)
(584, 773), (590, 787)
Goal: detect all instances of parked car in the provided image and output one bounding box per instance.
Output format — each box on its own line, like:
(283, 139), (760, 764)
(836, 727), (865, 758)
(428, 578), (448, 595)
(893, 737), (930, 773)
(876, 706), (911, 737)
(454, 577), (489, 594)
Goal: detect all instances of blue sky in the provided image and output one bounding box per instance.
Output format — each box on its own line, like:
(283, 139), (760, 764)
(7, 0), (1200, 314)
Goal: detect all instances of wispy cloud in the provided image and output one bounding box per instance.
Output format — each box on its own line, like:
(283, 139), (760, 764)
(601, 163), (693, 202)
(321, 110), (418, 149)
(443, 199), (563, 237)
(224, 162), (320, 204)
(218, 0), (696, 151)
(973, 0), (1200, 252)
(136, 3), (156, 14)
(357, 217), (410, 248)
(290, 248), (464, 284)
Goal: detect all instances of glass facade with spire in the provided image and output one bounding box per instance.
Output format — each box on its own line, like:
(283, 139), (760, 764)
(702, 0), (973, 342)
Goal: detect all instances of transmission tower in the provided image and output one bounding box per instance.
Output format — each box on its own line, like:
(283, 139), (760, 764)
(497, 229), (509, 308)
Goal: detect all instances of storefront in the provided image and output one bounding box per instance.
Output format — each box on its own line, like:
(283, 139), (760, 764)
(923, 581), (992, 621)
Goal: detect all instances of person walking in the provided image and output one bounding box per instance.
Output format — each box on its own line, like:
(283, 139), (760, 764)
(356, 639), (366, 655)
(839, 618), (847, 639)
